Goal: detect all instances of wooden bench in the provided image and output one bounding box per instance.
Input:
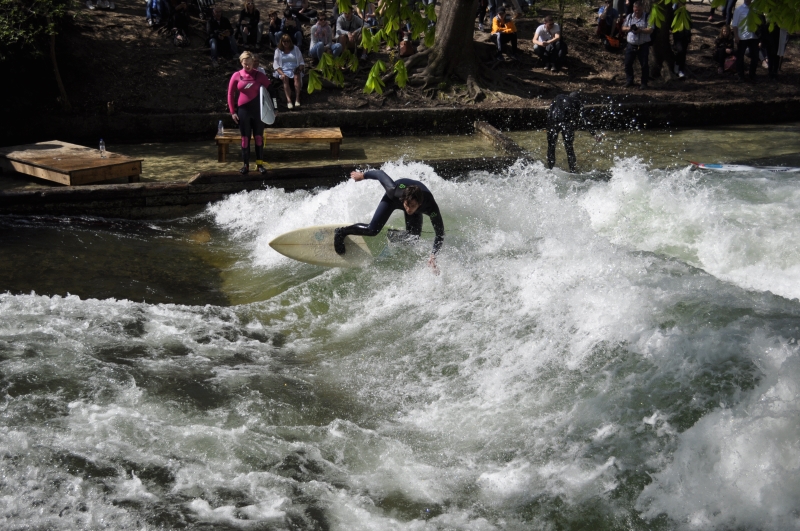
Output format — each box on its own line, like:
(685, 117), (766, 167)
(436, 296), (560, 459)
(215, 127), (343, 162)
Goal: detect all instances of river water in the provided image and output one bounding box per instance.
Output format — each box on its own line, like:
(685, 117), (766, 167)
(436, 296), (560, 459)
(2, 125), (800, 530)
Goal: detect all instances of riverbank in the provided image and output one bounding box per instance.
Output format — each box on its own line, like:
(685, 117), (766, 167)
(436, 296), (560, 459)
(6, 0), (799, 145)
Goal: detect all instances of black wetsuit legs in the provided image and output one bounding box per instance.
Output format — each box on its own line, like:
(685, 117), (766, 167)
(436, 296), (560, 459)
(237, 99), (265, 165)
(547, 125), (577, 172)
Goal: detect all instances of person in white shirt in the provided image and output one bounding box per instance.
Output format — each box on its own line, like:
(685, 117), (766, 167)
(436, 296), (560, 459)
(273, 33), (305, 109)
(621, 1), (653, 89)
(731, 0), (758, 81)
(532, 16), (565, 71)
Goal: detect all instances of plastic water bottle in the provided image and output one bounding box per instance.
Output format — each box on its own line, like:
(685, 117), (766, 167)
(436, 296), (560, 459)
(99, 139), (106, 158)
(218, 120), (224, 136)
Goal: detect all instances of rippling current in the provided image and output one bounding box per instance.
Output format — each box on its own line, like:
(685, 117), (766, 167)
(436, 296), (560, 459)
(2, 156), (800, 530)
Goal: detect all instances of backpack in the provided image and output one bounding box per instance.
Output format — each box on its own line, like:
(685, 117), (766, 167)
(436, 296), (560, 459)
(173, 28), (190, 46)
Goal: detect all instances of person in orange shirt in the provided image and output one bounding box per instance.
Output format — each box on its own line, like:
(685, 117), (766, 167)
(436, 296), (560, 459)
(491, 6), (519, 60)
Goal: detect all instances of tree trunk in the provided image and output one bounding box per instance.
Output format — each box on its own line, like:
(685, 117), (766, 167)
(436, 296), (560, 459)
(421, 0), (479, 81)
(50, 31), (71, 112)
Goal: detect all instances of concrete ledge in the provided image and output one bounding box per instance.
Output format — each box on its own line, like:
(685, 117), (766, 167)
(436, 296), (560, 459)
(0, 156), (519, 219)
(7, 98), (800, 146)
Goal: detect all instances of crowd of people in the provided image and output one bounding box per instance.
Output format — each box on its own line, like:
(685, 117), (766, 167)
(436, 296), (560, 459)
(136, 0), (789, 112)
(595, 0), (787, 85)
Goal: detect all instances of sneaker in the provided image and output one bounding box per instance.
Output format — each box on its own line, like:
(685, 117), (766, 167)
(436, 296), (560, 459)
(639, 83), (647, 90)
(239, 165), (249, 175)
(478, 23), (484, 31)
(286, 102), (293, 109)
(333, 228), (346, 255)
(272, 98), (278, 109)
(211, 58), (219, 67)
(87, 0), (96, 9)
(495, 53), (503, 61)
(624, 80), (634, 87)
(360, 52), (368, 60)
(678, 70), (685, 78)
(294, 101), (300, 107)
(549, 64), (556, 71)
(257, 165), (267, 175)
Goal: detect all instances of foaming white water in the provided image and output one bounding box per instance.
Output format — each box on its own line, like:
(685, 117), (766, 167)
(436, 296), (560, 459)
(582, 158), (800, 300)
(3, 158), (800, 530)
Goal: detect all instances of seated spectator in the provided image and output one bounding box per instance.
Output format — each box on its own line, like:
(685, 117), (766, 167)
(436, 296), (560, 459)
(146, 0), (170, 26)
(238, 0), (263, 47)
(309, 13), (343, 62)
(277, 8), (304, 47)
(597, 0), (618, 37)
(266, 11), (281, 48)
(336, 7), (366, 59)
(491, 6), (518, 61)
(207, 5), (238, 67)
(533, 15), (566, 71)
(713, 24), (735, 74)
(168, 0), (189, 32)
(273, 33), (305, 109)
(357, 2), (379, 29)
(286, 0), (317, 23)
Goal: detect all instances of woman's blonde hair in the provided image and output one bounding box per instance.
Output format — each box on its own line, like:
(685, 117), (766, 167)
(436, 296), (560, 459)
(279, 34), (293, 50)
(239, 51), (255, 64)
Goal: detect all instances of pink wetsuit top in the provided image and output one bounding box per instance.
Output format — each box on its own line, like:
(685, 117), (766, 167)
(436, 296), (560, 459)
(227, 69), (271, 114)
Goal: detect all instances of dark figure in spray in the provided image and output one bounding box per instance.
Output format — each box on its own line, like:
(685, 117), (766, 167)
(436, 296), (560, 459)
(546, 92), (601, 173)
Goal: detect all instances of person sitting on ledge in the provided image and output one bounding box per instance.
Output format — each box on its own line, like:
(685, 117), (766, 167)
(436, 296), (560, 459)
(309, 13), (343, 63)
(533, 15), (566, 71)
(713, 25), (735, 74)
(238, 0), (263, 48)
(207, 6), (238, 67)
(336, 7), (366, 60)
(491, 6), (519, 61)
(276, 8), (304, 48)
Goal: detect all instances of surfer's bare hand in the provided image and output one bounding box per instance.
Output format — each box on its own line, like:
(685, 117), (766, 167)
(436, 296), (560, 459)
(350, 171), (365, 181)
(428, 254), (439, 275)
(232, 113), (239, 123)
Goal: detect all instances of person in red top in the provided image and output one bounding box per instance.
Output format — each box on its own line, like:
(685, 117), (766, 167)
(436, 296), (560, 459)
(228, 51), (272, 174)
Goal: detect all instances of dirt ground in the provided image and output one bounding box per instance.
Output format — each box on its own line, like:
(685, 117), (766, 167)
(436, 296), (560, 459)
(28, 0), (800, 117)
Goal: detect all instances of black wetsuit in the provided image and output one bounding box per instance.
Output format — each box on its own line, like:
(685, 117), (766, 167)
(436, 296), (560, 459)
(546, 93), (596, 173)
(336, 170), (445, 255)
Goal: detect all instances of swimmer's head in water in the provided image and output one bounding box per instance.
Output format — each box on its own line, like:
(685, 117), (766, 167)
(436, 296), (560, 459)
(401, 185), (423, 215)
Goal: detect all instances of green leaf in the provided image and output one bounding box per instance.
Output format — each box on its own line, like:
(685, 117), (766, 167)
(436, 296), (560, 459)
(393, 59), (408, 88)
(364, 60), (386, 94)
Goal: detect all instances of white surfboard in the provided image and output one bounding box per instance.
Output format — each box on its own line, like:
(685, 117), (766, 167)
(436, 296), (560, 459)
(690, 161), (800, 173)
(260, 86), (275, 125)
(269, 224), (374, 268)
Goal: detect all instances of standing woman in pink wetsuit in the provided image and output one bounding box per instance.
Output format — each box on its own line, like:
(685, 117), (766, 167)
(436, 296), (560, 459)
(228, 51), (272, 174)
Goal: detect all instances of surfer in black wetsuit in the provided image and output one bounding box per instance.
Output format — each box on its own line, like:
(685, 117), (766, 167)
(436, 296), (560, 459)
(334, 170), (444, 272)
(547, 92), (602, 173)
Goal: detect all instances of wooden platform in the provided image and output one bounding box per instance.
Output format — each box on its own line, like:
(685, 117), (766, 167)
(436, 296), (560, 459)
(0, 141), (142, 186)
(215, 127), (343, 162)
